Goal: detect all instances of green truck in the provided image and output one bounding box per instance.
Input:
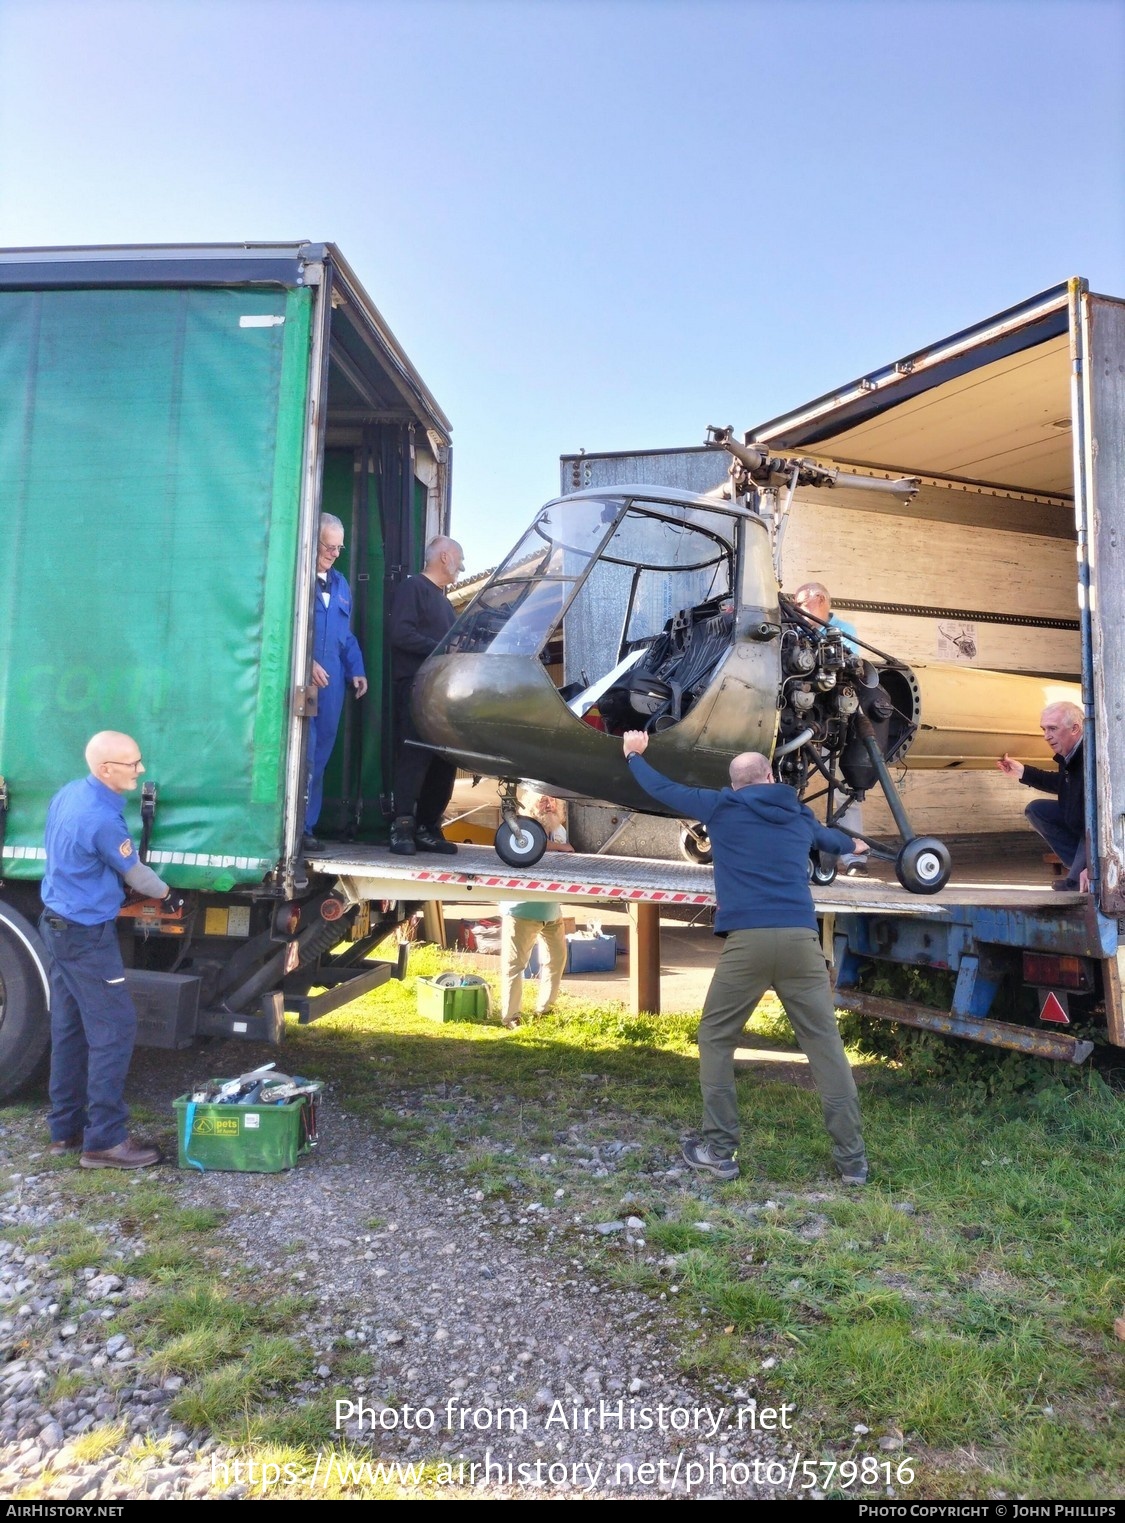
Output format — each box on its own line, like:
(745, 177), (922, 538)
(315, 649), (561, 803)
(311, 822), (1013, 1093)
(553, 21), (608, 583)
(0, 242), (452, 1098)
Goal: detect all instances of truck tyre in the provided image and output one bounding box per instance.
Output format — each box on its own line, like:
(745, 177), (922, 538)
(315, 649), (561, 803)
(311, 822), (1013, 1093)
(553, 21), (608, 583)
(494, 816), (548, 868)
(0, 909), (52, 1101)
(895, 837), (951, 895)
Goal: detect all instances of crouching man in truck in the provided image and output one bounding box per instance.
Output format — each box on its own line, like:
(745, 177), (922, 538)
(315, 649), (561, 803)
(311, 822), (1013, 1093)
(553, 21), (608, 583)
(997, 701), (1088, 892)
(39, 731), (182, 1169)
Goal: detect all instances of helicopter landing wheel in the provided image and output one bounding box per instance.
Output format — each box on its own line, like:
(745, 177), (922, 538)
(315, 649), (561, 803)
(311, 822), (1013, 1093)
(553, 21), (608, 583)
(494, 815), (548, 868)
(679, 824), (712, 865)
(808, 852), (838, 886)
(895, 836), (951, 895)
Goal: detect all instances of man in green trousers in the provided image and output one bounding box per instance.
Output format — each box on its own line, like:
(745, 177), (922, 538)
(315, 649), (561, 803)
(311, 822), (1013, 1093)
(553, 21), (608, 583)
(621, 731), (870, 1185)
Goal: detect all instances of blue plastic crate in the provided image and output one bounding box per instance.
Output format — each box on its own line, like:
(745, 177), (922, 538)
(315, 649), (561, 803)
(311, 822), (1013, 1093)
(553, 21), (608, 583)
(526, 931), (618, 976)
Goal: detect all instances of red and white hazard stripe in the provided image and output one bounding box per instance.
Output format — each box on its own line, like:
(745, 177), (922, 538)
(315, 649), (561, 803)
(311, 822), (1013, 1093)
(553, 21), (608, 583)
(410, 868), (714, 906)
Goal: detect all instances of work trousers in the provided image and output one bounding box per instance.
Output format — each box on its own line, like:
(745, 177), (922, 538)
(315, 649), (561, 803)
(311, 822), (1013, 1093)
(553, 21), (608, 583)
(1025, 800), (1086, 884)
(501, 916), (567, 1021)
(40, 915), (137, 1153)
(392, 676), (457, 829)
(697, 926), (866, 1175)
(305, 675), (347, 834)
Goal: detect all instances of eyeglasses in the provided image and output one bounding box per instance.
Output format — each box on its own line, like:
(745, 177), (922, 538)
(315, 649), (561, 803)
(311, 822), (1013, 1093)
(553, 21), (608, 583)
(319, 540), (344, 554)
(106, 758), (144, 771)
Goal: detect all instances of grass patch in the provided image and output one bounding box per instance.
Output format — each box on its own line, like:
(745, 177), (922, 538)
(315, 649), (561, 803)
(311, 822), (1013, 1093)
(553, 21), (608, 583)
(168, 1335), (311, 1432)
(68, 1421), (128, 1463)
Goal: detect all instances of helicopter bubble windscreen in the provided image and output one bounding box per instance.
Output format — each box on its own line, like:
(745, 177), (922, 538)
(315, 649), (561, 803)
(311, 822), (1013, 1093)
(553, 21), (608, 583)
(563, 501), (735, 689)
(434, 497), (626, 659)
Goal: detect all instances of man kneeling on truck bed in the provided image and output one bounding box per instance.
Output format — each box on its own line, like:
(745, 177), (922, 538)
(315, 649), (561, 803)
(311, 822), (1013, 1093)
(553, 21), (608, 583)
(997, 701), (1088, 892)
(621, 729), (871, 1186)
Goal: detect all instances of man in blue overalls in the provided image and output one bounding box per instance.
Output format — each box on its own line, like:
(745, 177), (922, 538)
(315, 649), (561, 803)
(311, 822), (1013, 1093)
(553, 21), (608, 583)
(305, 513), (368, 851)
(40, 730), (180, 1168)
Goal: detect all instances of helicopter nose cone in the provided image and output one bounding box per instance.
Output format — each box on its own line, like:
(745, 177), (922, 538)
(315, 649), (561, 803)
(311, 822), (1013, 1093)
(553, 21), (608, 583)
(412, 651), (566, 756)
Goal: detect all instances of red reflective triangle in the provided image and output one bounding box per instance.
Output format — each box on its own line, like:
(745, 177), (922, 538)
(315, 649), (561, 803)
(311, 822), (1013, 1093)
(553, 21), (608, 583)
(1039, 991), (1070, 1025)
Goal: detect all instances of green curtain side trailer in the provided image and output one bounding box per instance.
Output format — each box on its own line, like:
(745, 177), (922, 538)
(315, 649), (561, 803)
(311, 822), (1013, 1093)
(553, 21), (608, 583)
(0, 242), (452, 1098)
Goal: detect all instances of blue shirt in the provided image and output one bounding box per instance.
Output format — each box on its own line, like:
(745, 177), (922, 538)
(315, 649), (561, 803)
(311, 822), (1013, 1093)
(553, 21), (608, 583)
(42, 776), (142, 924)
(626, 754), (853, 934)
(829, 613), (859, 654)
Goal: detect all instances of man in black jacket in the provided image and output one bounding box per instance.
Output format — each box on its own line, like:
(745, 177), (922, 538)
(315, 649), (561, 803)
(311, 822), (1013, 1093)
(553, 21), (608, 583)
(623, 730), (870, 1186)
(997, 701), (1087, 891)
(389, 536), (464, 855)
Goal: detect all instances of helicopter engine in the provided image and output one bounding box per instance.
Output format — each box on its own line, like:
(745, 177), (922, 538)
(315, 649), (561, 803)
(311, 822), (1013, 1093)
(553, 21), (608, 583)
(774, 602), (920, 829)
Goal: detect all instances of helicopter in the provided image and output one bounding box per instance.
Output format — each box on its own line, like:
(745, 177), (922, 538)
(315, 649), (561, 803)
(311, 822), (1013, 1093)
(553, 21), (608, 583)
(409, 428), (956, 892)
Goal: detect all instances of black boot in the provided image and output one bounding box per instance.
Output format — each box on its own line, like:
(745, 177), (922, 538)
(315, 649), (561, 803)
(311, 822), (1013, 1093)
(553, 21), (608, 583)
(390, 816), (417, 856)
(415, 822), (458, 855)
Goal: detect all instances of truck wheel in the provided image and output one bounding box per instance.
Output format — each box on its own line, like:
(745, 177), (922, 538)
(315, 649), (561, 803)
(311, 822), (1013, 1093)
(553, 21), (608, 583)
(0, 911), (52, 1101)
(679, 824), (712, 865)
(895, 837), (951, 895)
(809, 852), (838, 886)
(494, 816), (548, 868)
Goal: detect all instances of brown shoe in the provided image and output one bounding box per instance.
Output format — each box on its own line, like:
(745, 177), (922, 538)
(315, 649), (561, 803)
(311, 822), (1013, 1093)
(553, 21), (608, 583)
(80, 1138), (162, 1170)
(48, 1136), (82, 1156)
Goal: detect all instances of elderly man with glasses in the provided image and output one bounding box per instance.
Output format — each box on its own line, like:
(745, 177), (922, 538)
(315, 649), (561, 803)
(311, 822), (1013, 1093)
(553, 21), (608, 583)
(304, 513), (368, 851)
(997, 701), (1089, 891)
(39, 731), (182, 1168)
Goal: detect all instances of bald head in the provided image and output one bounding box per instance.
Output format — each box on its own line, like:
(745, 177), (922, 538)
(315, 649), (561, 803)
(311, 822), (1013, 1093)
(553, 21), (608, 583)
(794, 582), (831, 623)
(86, 731), (145, 794)
(424, 536), (465, 589)
(729, 751), (773, 788)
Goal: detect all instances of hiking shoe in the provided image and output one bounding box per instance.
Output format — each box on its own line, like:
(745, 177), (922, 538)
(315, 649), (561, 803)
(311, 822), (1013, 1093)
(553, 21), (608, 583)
(415, 823), (458, 855)
(839, 1162), (869, 1186)
(681, 1139), (739, 1181)
(389, 817), (417, 856)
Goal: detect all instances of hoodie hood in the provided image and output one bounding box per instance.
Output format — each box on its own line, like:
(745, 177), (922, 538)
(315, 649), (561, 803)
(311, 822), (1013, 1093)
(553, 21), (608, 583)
(728, 782), (804, 825)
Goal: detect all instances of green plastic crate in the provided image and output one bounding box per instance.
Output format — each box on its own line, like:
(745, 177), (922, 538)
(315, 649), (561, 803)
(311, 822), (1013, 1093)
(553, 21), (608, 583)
(417, 975), (491, 1023)
(173, 1086), (321, 1173)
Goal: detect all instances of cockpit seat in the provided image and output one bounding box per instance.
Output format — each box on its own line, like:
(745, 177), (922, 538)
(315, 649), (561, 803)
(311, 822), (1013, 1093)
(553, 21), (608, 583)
(600, 600), (735, 733)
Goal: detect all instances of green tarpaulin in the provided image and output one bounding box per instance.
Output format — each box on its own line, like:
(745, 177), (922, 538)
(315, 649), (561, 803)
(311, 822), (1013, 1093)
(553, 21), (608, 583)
(0, 285), (311, 889)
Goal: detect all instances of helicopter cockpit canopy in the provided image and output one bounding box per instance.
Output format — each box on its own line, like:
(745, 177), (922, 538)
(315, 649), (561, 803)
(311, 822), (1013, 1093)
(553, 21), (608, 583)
(435, 492), (740, 732)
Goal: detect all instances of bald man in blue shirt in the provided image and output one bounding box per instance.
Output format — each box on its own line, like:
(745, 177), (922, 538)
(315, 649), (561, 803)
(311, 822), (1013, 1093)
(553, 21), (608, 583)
(40, 731), (180, 1169)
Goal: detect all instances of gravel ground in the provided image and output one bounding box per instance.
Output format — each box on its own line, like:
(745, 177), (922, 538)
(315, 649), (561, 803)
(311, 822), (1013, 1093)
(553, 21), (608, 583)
(0, 1048), (807, 1502)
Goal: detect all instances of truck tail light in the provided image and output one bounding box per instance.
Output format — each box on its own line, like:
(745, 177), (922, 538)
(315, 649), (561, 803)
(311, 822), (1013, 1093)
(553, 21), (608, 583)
(1021, 952), (1094, 991)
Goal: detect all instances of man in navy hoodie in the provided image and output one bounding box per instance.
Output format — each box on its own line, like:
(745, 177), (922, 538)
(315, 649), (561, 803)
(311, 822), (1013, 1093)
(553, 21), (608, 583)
(622, 731), (870, 1185)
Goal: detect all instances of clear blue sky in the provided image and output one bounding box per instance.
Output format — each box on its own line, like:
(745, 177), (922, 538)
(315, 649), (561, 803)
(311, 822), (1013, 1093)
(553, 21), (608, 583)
(2, 0), (1122, 569)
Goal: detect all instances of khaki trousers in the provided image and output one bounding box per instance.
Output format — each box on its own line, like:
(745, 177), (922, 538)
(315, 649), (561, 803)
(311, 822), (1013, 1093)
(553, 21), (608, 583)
(698, 926), (866, 1174)
(501, 916), (567, 1021)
